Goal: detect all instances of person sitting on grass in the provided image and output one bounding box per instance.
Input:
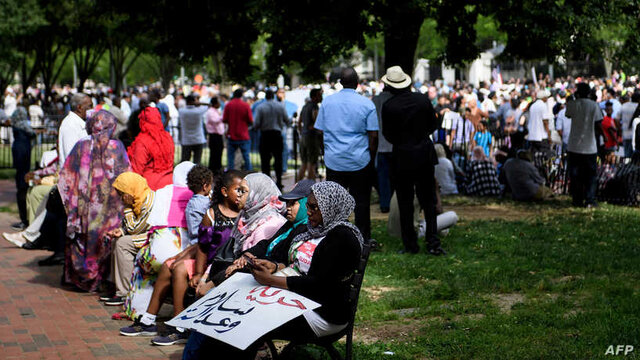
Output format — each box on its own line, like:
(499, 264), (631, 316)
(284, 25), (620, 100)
(119, 170), (244, 346)
(465, 146), (501, 196)
(182, 181), (362, 359)
(502, 149), (553, 201)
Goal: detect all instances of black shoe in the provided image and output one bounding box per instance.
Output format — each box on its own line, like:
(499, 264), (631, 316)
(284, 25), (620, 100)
(22, 238), (44, 250)
(380, 207), (390, 213)
(427, 247), (447, 256)
(11, 222), (27, 231)
(38, 253), (64, 266)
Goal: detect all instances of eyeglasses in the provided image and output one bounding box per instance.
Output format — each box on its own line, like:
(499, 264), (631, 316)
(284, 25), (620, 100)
(306, 202), (320, 213)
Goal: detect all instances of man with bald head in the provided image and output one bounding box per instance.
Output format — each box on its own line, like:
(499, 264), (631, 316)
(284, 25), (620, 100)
(58, 93), (92, 168)
(314, 67), (378, 240)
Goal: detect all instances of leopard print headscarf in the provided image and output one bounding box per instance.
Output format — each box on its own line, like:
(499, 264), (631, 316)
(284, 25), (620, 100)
(291, 181), (364, 248)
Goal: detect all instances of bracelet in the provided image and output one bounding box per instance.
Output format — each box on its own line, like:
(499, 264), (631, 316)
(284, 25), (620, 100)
(271, 261), (279, 274)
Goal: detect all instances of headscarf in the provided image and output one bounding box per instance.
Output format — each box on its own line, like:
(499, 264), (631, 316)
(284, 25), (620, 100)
(231, 173), (286, 255)
(10, 106), (34, 135)
(112, 172), (152, 216)
(291, 181), (363, 248)
(87, 109), (118, 155)
(172, 161), (196, 187)
(128, 107), (174, 171)
(266, 197), (308, 257)
(57, 110), (130, 240)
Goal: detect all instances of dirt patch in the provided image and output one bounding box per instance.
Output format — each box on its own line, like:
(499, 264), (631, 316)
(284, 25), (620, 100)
(362, 286), (399, 301)
(452, 313), (486, 321)
(490, 293), (526, 313)
(450, 204), (537, 222)
(354, 319), (434, 344)
(552, 275), (585, 284)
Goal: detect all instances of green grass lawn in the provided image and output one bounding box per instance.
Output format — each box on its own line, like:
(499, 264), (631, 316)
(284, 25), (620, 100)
(293, 201), (640, 359)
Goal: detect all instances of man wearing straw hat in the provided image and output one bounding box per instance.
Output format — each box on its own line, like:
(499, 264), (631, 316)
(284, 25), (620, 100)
(381, 66), (445, 256)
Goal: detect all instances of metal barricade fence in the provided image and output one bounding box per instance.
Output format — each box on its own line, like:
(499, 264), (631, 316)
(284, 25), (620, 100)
(0, 114), (63, 170)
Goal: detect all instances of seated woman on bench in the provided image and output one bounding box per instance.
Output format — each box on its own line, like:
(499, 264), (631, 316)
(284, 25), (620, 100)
(183, 181), (363, 360)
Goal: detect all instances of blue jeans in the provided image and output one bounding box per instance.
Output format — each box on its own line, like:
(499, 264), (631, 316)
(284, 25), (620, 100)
(227, 139), (252, 171)
(623, 139), (633, 158)
(376, 152), (393, 210)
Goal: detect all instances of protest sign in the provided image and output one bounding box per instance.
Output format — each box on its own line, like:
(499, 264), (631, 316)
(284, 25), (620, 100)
(166, 273), (320, 350)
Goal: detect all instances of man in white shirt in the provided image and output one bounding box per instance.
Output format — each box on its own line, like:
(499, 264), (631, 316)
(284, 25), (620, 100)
(58, 93), (92, 168)
(527, 90), (552, 150)
(565, 83), (603, 208)
(616, 91), (639, 157)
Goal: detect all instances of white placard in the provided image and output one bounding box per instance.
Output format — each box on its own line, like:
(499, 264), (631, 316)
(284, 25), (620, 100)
(165, 273), (320, 350)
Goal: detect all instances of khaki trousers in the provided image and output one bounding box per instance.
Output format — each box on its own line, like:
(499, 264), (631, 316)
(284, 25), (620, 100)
(111, 235), (138, 297)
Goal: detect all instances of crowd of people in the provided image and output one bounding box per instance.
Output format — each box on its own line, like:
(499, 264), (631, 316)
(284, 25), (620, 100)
(1, 64), (639, 357)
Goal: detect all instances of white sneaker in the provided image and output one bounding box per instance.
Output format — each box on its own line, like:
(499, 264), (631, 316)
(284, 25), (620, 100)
(418, 220), (426, 238)
(2, 232), (27, 247)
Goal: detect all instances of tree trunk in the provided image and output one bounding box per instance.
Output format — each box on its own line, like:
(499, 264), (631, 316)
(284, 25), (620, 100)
(109, 43), (140, 95)
(383, 12), (424, 77)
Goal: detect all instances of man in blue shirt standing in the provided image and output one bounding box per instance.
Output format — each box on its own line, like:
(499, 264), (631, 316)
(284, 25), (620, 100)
(178, 95), (209, 164)
(314, 67), (378, 240)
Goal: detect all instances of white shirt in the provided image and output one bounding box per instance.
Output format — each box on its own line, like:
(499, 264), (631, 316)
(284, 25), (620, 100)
(555, 108), (572, 145)
(527, 100), (551, 141)
(120, 99), (131, 119)
(617, 102), (638, 140)
(58, 111), (88, 168)
(4, 95), (16, 117)
(28, 105), (44, 127)
(633, 118), (640, 152)
(565, 98), (603, 155)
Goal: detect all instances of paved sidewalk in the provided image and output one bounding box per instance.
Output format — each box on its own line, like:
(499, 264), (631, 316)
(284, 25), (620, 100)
(0, 180), (183, 359)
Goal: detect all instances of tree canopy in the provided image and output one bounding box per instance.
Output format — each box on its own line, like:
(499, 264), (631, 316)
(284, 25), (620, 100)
(0, 0), (638, 94)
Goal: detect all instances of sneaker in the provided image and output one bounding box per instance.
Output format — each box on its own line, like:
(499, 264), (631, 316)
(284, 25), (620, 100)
(3, 232), (26, 247)
(151, 328), (189, 345)
(120, 318), (158, 337)
(99, 294), (114, 301)
(11, 222), (27, 231)
(104, 296), (124, 306)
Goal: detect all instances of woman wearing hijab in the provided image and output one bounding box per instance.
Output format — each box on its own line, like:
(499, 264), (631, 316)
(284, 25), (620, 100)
(128, 107), (174, 190)
(231, 173), (287, 255)
(57, 110), (131, 292)
(183, 181), (363, 359)
(225, 179), (315, 278)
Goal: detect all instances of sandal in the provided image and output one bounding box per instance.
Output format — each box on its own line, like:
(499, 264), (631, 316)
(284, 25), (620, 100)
(111, 311), (131, 321)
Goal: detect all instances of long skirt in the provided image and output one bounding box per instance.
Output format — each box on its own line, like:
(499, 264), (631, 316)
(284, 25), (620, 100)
(124, 227), (190, 319)
(65, 232), (112, 292)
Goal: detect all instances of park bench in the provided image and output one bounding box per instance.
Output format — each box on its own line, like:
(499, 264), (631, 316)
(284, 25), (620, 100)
(266, 238), (372, 360)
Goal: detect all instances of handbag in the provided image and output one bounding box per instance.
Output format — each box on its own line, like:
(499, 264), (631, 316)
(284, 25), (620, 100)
(208, 236), (237, 285)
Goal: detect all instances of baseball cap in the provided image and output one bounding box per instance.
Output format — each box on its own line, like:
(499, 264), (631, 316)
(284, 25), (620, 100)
(279, 179), (315, 201)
